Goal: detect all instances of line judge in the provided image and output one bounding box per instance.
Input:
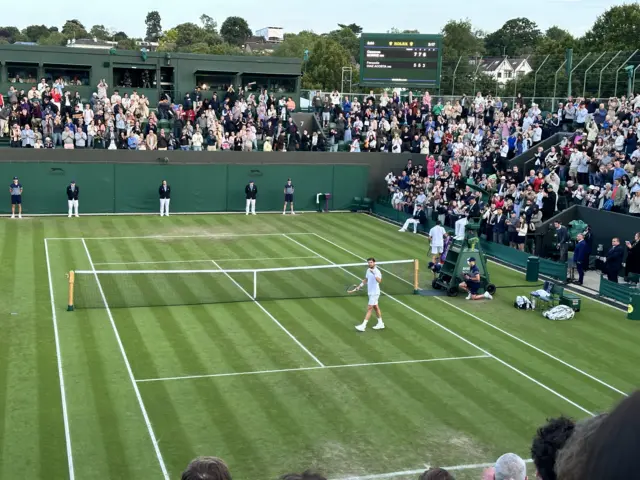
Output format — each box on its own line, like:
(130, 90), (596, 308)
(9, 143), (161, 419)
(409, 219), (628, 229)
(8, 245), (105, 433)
(245, 180), (257, 215)
(159, 180), (171, 216)
(66, 180), (79, 217)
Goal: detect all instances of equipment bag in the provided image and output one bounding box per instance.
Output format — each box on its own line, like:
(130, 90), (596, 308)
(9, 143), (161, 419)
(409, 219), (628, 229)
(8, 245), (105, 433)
(543, 305), (575, 321)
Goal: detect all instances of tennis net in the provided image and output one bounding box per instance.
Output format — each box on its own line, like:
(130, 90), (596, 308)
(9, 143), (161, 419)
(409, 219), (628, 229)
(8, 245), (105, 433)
(68, 259), (419, 309)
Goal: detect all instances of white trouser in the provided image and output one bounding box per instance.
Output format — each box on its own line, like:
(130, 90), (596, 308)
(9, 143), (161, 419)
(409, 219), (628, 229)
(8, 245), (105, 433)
(160, 198), (170, 216)
(67, 199), (79, 216)
(455, 217), (468, 239)
(401, 218), (419, 232)
(246, 198), (256, 214)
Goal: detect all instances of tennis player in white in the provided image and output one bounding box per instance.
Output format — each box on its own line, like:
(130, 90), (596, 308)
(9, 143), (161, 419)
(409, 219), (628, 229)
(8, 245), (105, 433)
(354, 257), (384, 332)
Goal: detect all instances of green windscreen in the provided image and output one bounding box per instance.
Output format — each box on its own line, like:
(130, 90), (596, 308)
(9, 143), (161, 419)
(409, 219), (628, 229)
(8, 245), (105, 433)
(72, 261), (417, 309)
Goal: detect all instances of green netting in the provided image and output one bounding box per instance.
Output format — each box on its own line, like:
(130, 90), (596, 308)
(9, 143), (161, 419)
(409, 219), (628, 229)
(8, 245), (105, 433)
(73, 261), (417, 309)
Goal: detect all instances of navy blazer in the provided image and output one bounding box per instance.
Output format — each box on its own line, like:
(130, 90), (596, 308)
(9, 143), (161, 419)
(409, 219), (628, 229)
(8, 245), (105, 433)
(573, 240), (588, 264)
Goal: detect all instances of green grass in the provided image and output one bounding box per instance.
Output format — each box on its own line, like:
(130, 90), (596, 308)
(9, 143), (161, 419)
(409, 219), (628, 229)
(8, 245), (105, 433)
(1, 212), (639, 480)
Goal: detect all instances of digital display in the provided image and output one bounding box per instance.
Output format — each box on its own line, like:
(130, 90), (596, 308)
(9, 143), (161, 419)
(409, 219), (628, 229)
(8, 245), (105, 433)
(359, 33), (443, 88)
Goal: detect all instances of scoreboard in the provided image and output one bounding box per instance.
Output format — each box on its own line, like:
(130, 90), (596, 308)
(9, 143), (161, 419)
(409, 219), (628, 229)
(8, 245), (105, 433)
(359, 33), (443, 89)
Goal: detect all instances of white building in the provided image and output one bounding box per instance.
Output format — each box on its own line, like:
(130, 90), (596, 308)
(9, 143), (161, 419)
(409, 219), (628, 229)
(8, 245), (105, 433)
(254, 27), (284, 43)
(477, 57), (533, 84)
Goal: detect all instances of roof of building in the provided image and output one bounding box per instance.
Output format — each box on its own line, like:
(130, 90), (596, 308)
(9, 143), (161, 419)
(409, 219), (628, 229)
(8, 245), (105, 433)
(479, 57), (530, 72)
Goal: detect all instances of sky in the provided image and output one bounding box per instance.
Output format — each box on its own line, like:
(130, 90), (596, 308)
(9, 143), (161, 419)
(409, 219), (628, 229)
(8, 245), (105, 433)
(3, 0), (626, 39)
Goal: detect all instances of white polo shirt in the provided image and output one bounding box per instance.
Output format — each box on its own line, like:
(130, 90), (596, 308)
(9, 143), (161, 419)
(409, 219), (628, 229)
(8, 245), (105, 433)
(366, 267), (381, 295)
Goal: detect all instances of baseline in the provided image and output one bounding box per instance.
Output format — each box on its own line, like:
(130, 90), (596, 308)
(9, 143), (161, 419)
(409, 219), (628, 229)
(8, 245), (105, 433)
(45, 232), (315, 241)
(284, 233), (594, 417)
(331, 458), (534, 480)
(80, 239), (170, 479)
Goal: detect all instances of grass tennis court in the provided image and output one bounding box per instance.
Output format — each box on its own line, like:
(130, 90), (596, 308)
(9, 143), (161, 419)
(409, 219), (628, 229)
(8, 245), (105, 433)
(1, 212), (639, 480)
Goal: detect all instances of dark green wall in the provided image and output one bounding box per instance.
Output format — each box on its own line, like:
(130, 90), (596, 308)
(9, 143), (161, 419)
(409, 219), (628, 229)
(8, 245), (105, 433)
(0, 163), (368, 214)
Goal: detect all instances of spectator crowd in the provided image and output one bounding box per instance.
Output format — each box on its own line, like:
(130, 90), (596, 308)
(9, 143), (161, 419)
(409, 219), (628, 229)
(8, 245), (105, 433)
(180, 391), (640, 480)
(0, 77), (299, 151)
(381, 91), (640, 243)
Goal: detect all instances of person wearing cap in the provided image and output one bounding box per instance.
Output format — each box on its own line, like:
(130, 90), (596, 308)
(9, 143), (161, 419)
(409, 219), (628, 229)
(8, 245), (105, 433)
(9, 176), (23, 219)
(459, 257), (493, 301)
(159, 180), (171, 216)
(66, 180), (79, 218)
(245, 180), (257, 215)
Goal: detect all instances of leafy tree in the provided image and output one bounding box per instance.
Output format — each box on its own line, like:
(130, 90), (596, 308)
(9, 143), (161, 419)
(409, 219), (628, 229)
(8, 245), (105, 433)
(441, 19), (485, 59)
(583, 4), (640, 51)
(89, 25), (112, 41)
(62, 19), (88, 39)
(0, 26), (24, 43)
(337, 23), (362, 35)
(113, 31), (129, 42)
(157, 28), (178, 51)
(326, 27), (359, 62)
(303, 37), (350, 90)
(117, 38), (137, 50)
(484, 18), (541, 57)
(209, 43), (245, 56)
(200, 14), (218, 34)
(273, 31), (320, 59)
(22, 25), (50, 43)
(38, 32), (66, 46)
(173, 22), (206, 48)
(535, 26), (578, 55)
(145, 10), (162, 42)
(220, 16), (252, 46)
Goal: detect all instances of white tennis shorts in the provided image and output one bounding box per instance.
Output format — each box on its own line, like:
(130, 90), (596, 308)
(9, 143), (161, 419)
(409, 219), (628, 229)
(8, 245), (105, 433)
(368, 294), (380, 306)
(432, 245), (444, 254)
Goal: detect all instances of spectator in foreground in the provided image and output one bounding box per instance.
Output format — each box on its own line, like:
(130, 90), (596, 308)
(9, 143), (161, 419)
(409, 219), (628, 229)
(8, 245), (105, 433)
(554, 413), (607, 480)
(418, 467), (455, 479)
(578, 391), (640, 480)
(530, 416), (575, 480)
(181, 456), (231, 480)
(483, 452), (528, 480)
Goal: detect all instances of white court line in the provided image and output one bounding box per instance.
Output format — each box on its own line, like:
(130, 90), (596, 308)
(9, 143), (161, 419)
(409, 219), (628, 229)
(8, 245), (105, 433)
(93, 256), (320, 266)
(136, 355), (490, 383)
(44, 239), (75, 480)
(284, 233), (594, 417)
(46, 232), (315, 241)
(366, 213), (629, 397)
(80, 239), (170, 480)
(332, 459), (534, 480)
(209, 259), (325, 367)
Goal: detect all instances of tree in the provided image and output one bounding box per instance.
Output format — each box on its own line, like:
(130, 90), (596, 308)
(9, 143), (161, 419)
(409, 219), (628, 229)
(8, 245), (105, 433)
(584, 4), (640, 51)
(303, 37), (351, 90)
(113, 31), (129, 42)
(200, 14), (218, 34)
(337, 23), (362, 35)
(0, 26), (24, 43)
(22, 25), (50, 43)
(273, 31), (320, 59)
(173, 22), (206, 48)
(117, 38), (137, 50)
(441, 19), (485, 58)
(484, 18), (541, 57)
(157, 28), (178, 51)
(38, 32), (66, 46)
(326, 27), (359, 62)
(145, 10), (162, 42)
(535, 26), (578, 55)
(89, 24), (112, 41)
(62, 19), (88, 39)
(220, 16), (252, 46)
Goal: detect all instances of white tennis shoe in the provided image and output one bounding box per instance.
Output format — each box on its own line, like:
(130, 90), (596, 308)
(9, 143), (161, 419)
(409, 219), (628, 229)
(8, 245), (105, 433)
(355, 324), (366, 332)
(373, 322), (385, 330)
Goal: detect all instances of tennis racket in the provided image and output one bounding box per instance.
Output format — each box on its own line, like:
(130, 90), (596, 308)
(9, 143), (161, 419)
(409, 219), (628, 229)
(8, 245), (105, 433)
(346, 284), (360, 294)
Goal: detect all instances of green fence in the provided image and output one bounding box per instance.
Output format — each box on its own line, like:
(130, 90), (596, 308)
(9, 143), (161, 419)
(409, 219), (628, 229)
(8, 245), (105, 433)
(373, 202), (568, 280)
(0, 163), (368, 214)
(598, 276), (635, 304)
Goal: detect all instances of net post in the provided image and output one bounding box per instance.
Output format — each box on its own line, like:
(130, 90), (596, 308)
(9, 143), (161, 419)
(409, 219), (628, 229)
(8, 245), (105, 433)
(413, 259), (420, 294)
(253, 270), (257, 300)
(67, 271), (75, 311)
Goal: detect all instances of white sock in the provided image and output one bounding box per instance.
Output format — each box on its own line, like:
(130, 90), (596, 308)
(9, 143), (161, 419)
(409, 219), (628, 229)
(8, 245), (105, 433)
(376, 317), (383, 324)
(361, 319), (368, 326)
